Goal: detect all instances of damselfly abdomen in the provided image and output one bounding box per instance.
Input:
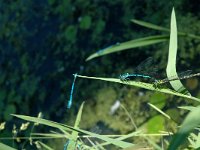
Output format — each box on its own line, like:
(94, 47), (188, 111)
(119, 57), (158, 82)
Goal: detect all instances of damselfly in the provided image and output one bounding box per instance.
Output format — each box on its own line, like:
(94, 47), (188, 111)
(67, 73), (77, 109)
(119, 57), (158, 82)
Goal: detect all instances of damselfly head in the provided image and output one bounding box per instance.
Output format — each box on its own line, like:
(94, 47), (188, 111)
(119, 73), (130, 81)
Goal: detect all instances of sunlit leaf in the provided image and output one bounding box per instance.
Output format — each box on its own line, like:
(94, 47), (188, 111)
(166, 8), (190, 95)
(0, 143), (16, 150)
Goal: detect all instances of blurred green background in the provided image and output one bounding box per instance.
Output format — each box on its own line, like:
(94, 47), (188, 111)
(1, 0), (200, 149)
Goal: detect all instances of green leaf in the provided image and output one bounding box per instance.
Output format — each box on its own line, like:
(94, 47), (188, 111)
(94, 131), (141, 148)
(77, 128), (135, 148)
(149, 93), (166, 109)
(86, 35), (169, 61)
(148, 103), (171, 120)
(74, 102), (84, 128)
(178, 106), (196, 111)
(166, 8), (190, 95)
(146, 115), (165, 133)
(12, 114), (134, 148)
(32, 133), (66, 138)
(131, 19), (200, 40)
(0, 143), (16, 150)
(168, 105), (200, 150)
(76, 74), (200, 102)
(12, 114), (72, 132)
(131, 19), (169, 32)
(68, 102), (85, 150)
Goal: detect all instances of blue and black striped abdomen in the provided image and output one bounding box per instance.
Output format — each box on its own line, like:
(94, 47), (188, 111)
(119, 73), (153, 82)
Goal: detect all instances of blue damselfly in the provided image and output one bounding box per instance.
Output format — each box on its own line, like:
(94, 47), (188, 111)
(119, 57), (197, 88)
(119, 57), (158, 82)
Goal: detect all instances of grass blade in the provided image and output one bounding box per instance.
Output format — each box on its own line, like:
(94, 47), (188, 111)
(131, 19), (200, 40)
(0, 143), (16, 150)
(76, 74), (200, 102)
(94, 131), (141, 148)
(12, 114), (134, 148)
(74, 102), (84, 128)
(86, 35), (168, 61)
(178, 106), (196, 111)
(67, 102), (85, 149)
(32, 133), (65, 138)
(131, 19), (169, 32)
(148, 103), (171, 120)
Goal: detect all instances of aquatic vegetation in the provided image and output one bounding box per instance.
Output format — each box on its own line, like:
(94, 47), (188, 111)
(1, 1), (200, 149)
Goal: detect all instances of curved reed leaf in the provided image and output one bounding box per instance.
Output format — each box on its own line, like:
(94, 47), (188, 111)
(131, 19), (169, 32)
(166, 8), (190, 95)
(86, 35), (169, 61)
(76, 74), (200, 102)
(131, 19), (200, 40)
